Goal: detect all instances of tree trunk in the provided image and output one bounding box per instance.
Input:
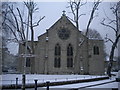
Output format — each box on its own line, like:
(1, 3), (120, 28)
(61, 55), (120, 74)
(107, 34), (120, 77)
(76, 8), (79, 30)
(29, 11), (35, 74)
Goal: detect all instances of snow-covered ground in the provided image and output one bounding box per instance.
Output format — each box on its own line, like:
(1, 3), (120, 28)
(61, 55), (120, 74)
(1, 74), (107, 85)
(1, 72), (119, 89)
(49, 78), (118, 89)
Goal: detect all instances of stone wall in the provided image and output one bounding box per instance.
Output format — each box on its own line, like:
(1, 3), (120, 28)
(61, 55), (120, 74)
(88, 39), (105, 75)
(18, 14), (105, 75)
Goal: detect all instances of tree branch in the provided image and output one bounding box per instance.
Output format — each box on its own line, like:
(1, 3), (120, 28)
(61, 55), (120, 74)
(67, 0), (87, 29)
(79, 0), (87, 7)
(85, 0), (101, 36)
(105, 37), (114, 44)
(33, 16), (45, 27)
(17, 8), (26, 40)
(101, 19), (117, 36)
(78, 14), (86, 18)
(67, 16), (75, 22)
(69, 1), (76, 17)
(3, 17), (16, 29)
(79, 39), (85, 47)
(5, 23), (19, 42)
(9, 6), (24, 41)
(103, 8), (116, 25)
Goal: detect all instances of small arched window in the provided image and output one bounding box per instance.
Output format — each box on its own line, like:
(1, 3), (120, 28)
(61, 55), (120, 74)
(54, 43), (61, 68)
(67, 44), (73, 68)
(93, 46), (99, 55)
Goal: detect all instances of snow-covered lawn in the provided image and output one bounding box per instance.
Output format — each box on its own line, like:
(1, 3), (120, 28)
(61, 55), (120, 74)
(1, 72), (119, 89)
(1, 74), (108, 85)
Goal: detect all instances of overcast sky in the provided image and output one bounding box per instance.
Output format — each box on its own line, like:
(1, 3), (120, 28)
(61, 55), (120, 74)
(7, 1), (118, 57)
(33, 2), (115, 40)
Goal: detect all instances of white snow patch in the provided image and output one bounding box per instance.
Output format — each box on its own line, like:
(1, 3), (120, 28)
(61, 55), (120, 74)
(1, 72), (118, 89)
(1, 74), (107, 85)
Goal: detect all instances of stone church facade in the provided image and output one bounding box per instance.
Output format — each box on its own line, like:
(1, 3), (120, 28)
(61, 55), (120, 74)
(18, 13), (105, 75)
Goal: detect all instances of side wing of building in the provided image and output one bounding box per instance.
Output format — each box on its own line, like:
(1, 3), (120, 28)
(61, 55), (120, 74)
(18, 41), (38, 74)
(88, 39), (105, 75)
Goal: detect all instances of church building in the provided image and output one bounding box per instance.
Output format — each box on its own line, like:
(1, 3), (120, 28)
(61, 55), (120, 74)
(18, 12), (105, 75)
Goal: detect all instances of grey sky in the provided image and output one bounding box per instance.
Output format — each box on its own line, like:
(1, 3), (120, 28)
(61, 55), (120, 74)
(7, 1), (118, 57)
(33, 2), (115, 40)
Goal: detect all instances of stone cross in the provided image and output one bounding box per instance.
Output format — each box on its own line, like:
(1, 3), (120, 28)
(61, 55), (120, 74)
(62, 10), (66, 16)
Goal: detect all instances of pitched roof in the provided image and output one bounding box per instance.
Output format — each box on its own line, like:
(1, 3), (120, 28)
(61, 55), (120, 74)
(48, 14), (79, 31)
(38, 13), (81, 38)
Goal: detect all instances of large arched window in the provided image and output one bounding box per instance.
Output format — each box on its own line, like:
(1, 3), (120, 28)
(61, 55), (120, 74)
(67, 44), (73, 68)
(93, 46), (99, 55)
(54, 57), (60, 68)
(26, 58), (30, 67)
(54, 44), (61, 68)
(55, 44), (61, 56)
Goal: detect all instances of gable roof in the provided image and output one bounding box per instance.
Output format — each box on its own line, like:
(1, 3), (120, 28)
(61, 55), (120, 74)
(38, 13), (83, 39)
(48, 14), (80, 32)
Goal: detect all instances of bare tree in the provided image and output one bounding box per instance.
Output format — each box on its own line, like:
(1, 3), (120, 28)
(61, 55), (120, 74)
(24, 1), (45, 54)
(2, 1), (45, 74)
(101, 2), (120, 77)
(2, 2), (15, 45)
(2, 2), (17, 71)
(2, 2), (27, 47)
(82, 28), (102, 40)
(3, 1), (45, 53)
(85, 0), (101, 36)
(67, 0), (101, 36)
(24, 1), (45, 73)
(67, 0), (86, 29)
